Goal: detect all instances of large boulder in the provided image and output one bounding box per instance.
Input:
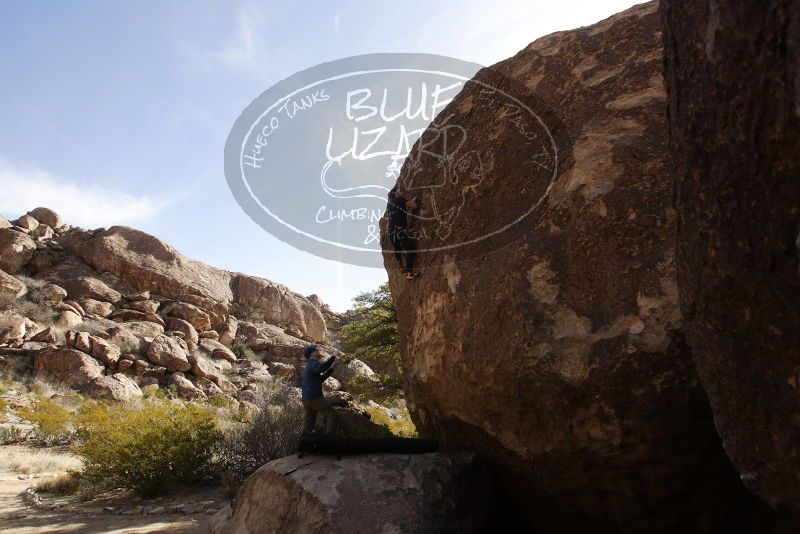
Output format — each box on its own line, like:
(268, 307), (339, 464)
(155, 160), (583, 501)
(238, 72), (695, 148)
(0, 270), (26, 300)
(146, 334), (191, 372)
(165, 316), (199, 346)
(36, 283), (67, 305)
(199, 337), (237, 363)
(166, 302), (212, 331)
(330, 358), (376, 388)
(60, 276), (122, 304)
(16, 215), (38, 231)
(33, 347), (104, 389)
(27, 207), (61, 229)
(83, 373), (143, 402)
(0, 228), (36, 274)
(77, 297), (115, 317)
(106, 320), (163, 354)
(0, 312), (37, 345)
(230, 274), (326, 341)
(661, 0), (800, 513)
(382, 3), (765, 531)
(214, 452), (491, 534)
(166, 372), (207, 401)
(188, 351), (223, 383)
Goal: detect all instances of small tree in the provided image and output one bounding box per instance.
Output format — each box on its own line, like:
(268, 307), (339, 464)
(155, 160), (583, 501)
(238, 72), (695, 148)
(339, 283), (403, 403)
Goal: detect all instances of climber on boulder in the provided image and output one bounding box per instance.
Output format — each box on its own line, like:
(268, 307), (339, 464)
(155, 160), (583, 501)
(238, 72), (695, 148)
(387, 188), (419, 279)
(300, 345), (338, 435)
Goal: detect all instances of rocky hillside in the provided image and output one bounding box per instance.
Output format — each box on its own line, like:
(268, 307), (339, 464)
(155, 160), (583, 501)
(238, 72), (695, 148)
(0, 207), (371, 408)
(383, 1), (790, 532)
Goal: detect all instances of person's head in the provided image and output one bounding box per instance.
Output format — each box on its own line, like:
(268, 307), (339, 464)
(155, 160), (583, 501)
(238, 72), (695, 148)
(303, 345), (320, 360)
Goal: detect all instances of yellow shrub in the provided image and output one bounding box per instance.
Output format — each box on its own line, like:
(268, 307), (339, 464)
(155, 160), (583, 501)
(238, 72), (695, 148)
(75, 400), (221, 496)
(362, 405), (418, 438)
(18, 398), (75, 438)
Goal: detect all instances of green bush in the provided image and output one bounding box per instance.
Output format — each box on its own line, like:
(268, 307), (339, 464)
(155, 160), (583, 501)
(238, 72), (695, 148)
(75, 400), (221, 497)
(18, 398), (76, 442)
(362, 405), (418, 438)
(231, 343), (257, 361)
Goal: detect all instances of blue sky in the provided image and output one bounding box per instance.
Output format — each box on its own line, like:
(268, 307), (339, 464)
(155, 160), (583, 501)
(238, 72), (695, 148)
(0, 0), (637, 311)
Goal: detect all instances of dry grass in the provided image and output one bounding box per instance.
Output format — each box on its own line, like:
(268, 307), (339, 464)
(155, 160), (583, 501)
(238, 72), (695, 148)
(37, 471), (82, 495)
(0, 445), (82, 474)
(28, 378), (76, 399)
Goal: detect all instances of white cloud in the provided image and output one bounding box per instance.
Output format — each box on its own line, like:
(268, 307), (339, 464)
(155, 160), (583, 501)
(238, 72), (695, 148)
(210, 4), (269, 76)
(0, 160), (170, 228)
(334, 13), (341, 35)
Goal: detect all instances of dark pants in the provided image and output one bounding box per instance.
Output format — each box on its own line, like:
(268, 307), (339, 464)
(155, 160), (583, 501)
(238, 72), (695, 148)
(302, 397), (337, 435)
(391, 231), (417, 273)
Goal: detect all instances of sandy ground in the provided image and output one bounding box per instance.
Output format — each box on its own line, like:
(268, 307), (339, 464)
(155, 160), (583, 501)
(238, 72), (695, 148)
(0, 446), (225, 534)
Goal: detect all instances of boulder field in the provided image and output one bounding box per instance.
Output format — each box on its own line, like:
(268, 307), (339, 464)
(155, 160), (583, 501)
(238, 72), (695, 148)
(0, 207), (381, 412)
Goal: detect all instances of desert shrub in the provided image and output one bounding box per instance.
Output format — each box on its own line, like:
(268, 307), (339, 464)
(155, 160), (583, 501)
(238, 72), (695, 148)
(0, 294), (15, 312)
(75, 400), (221, 497)
(216, 393), (303, 485)
(14, 299), (58, 326)
(0, 397), (6, 413)
(0, 425), (29, 444)
(362, 405), (418, 438)
(37, 471), (82, 495)
(18, 398), (76, 442)
(29, 379), (75, 399)
(115, 340), (136, 354)
(231, 343), (257, 361)
(28, 226), (47, 239)
(209, 394), (235, 409)
(15, 274), (46, 289)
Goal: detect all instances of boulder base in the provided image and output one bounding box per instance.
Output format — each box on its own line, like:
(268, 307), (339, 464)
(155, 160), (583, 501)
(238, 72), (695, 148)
(214, 452), (492, 534)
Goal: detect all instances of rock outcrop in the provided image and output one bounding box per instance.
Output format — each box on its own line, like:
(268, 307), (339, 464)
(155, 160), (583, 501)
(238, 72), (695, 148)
(0, 269), (26, 300)
(33, 347), (105, 389)
(83, 373), (143, 402)
(661, 0), (800, 515)
(147, 334), (192, 373)
(27, 207), (61, 229)
(74, 226), (325, 340)
(0, 229), (36, 274)
(214, 452), (492, 534)
(0, 207), (386, 426)
(383, 2), (766, 531)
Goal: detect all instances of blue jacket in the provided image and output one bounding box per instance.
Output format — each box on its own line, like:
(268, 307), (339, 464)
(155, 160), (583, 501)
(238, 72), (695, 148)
(301, 356), (336, 400)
